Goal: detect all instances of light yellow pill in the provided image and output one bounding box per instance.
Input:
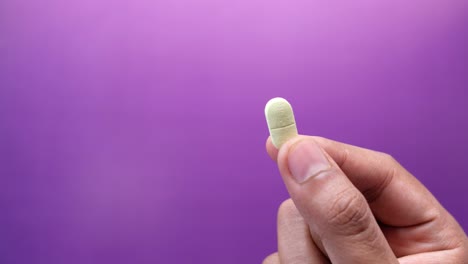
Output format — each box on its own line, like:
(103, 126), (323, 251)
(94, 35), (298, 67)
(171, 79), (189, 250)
(265, 97), (298, 149)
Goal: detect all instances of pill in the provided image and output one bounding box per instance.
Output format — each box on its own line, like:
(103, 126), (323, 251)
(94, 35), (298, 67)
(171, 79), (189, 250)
(265, 97), (298, 148)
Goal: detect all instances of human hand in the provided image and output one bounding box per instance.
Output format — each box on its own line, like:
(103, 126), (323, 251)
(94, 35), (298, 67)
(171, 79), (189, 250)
(263, 136), (468, 264)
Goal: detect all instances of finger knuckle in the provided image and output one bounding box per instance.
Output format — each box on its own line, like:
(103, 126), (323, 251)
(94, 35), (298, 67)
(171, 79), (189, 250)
(380, 152), (398, 165)
(262, 252), (279, 264)
(277, 199), (305, 233)
(278, 199), (297, 218)
(277, 199), (298, 220)
(326, 188), (371, 236)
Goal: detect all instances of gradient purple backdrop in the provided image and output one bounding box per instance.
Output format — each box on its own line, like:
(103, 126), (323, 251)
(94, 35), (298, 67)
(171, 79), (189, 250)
(1, 0), (468, 263)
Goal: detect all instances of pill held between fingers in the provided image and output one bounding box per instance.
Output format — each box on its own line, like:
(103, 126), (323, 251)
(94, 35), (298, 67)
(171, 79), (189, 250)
(265, 97), (298, 149)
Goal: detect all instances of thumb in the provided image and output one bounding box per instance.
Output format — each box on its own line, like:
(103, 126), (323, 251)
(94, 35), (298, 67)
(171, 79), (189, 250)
(277, 137), (398, 264)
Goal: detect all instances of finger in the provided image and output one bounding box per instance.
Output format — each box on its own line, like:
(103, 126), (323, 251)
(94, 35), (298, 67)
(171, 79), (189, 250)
(314, 137), (468, 256)
(277, 137), (398, 264)
(266, 136), (279, 161)
(397, 246), (468, 264)
(277, 199), (329, 264)
(262, 252), (280, 264)
(267, 135), (439, 227)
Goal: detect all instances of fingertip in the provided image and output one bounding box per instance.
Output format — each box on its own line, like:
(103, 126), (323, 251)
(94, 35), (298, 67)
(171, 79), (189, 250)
(267, 135), (305, 162)
(266, 136), (279, 162)
(275, 135), (307, 162)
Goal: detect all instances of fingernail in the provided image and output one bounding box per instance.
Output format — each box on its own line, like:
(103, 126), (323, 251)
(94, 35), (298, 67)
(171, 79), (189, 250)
(288, 140), (331, 183)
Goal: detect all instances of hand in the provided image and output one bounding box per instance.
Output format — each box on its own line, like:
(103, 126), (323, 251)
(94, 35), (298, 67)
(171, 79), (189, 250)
(263, 136), (468, 264)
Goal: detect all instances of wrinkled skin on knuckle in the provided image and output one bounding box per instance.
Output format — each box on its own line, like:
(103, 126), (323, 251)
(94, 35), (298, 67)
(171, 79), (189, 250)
(325, 188), (372, 237)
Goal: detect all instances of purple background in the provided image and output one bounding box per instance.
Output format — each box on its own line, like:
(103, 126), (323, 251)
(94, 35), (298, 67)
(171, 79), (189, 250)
(1, 0), (468, 263)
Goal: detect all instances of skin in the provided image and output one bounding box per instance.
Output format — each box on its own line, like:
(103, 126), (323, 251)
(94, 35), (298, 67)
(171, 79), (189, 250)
(263, 135), (468, 264)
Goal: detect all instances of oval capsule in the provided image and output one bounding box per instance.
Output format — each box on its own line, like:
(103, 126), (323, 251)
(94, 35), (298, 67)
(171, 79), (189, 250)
(265, 97), (298, 148)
